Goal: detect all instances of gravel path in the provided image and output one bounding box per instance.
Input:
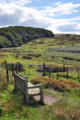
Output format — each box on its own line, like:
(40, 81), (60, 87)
(34, 94), (59, 105)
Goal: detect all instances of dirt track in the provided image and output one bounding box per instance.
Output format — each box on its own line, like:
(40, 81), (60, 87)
(34, 94), (59, 105)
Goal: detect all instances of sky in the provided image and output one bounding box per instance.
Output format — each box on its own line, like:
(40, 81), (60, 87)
(0, 0), (80, 34)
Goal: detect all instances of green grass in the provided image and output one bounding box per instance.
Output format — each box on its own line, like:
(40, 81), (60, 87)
(0, 85), (80, 120)
(0, 37), (80, 120)
(1, 37), (80, 65)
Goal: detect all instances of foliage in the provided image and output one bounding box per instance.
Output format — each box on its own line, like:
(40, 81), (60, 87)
(32, 76), (80, 91)
(0, 35), (80, 120)
(0, 85), (80, 120)
(0, 26), (54, 48)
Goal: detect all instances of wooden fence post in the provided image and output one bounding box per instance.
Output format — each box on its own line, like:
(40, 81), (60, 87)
(16, 63), (18, 73)
(56, 67), (58, 78)
(0, 71), (2, 88)
(5, 62), (9, 83)
(63, 64), (65, 71)
(43, 63), (46, 76)
(49, 69), (51, 78)
(12, 63), (14, 75)
(27, 65), (30, 75)
(66, 65), (69, 79)
(77, 67), (79, 80)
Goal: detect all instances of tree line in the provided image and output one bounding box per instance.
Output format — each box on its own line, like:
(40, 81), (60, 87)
(0, 26), (54, 48)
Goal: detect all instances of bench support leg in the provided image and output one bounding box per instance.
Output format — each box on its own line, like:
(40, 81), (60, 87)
(40, 87), (44, 104)
(25, 94), (29, 105)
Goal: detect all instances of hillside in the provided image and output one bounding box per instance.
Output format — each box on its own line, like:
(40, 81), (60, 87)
(0, 26), (54, 48)
(0, 37), (80, 120)
(55, 34), (80, 43)
(0, 36), (80, 120)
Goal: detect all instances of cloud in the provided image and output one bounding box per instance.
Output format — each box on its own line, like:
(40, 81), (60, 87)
(9, 0), (31, 6)
(55, 2), (80, 15)
(0, 0), (80, 34)
(58, 24), (77, 32)
(0, 0), (31, 5)
(40, 2), (80, 17)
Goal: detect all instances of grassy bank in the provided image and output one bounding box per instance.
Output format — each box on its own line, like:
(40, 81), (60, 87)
(0, 37), (80, 120)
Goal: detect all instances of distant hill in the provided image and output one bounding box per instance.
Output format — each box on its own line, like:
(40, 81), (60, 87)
(0, 26), (54, 48)
(54, 34), (80, 39)
(54, 34), (80, 45)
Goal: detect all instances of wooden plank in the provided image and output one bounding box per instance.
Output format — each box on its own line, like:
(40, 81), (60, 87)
(28, 89), (40, 95)
(13, 72), (44, 104)
(28, 84), (42, 89)
(28, 93), (41, 96)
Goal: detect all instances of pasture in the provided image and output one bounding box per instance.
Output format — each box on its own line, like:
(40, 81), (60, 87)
(0, 37), (80, 120)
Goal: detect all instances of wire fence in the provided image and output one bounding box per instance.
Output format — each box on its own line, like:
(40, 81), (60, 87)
(0, 61), (80, 89)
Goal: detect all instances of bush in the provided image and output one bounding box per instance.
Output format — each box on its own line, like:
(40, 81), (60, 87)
(32, 77), (80, 92)
(0, 26), (54, 48)
(0, 108), (3, 116)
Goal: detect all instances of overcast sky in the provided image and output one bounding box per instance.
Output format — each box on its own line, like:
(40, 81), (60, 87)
(0, 0), (80, 34)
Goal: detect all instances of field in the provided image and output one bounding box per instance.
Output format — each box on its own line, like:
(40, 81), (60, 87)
(0, 36), (80, 120)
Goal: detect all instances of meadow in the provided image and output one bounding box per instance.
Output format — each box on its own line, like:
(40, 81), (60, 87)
(0, 36), (80, 120)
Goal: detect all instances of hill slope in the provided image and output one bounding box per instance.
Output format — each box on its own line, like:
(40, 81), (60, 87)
(0, 26), (54, 48)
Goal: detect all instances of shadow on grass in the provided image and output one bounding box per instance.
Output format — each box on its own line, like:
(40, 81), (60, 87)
(12, 90), (44, 108)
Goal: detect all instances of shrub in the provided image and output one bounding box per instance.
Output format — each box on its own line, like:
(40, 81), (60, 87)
(32, 77), (80, 92)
